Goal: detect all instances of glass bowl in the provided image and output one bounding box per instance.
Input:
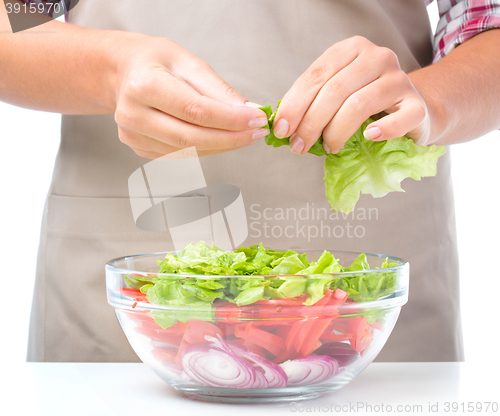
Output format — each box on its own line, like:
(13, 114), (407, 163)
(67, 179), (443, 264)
(106, 250), (409, 403)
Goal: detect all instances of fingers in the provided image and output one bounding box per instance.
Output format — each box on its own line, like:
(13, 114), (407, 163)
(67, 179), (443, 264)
(274, 36), (428, 154)
(123, 68), (268, 132)
(364, 102), (428, 145)
(118, 125), (180, 156)
(322, 73), (422, 152)
(272, 38), (363, 140)
(115, 104), (269, 153)
(115, 38), (270, 158)
(282, 52), (395, 153)
(118, 126), (238, 159)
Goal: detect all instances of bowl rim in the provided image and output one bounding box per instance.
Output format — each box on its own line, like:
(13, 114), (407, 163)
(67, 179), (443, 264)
(105, 249), (409, 278)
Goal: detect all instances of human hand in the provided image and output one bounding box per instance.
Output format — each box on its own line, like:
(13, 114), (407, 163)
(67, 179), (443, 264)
(272, 36), (431, 154)
(113, 36), (269, 158)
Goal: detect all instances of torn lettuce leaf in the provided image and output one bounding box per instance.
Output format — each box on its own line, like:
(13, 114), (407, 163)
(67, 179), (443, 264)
(324, 119), (446, 213)
(126, 242), (401, 328)
(260, 105), (445, 214)
(136, 241), (399, 306)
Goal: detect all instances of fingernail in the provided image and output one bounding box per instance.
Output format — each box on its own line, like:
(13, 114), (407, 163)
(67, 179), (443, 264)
(323, 142), (331, 154)
(289, 134), (305, 154)
(248, 117), (269, 128)
(251, 128), (269, 141)
(245, 102), (264, 108)
(273, 118), (290, 138)
(364, 126), (382, 140)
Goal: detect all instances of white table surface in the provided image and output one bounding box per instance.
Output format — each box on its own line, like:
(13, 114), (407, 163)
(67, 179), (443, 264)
(6, 362), (499, 416)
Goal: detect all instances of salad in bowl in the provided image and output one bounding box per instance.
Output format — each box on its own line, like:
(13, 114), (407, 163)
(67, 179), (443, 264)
(106, 242), (409, 403)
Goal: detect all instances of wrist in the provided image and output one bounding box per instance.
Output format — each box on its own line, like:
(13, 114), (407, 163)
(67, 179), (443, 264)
(408, 68), (451, 145)
(98, 30), (151, 112)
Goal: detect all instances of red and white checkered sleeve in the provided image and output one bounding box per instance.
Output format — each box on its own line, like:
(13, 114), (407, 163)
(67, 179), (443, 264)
(433, 0), (500, 62)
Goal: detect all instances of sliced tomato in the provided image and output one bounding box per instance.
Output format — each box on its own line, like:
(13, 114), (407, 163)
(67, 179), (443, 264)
(215, 301), (303, 321)
(371, 321), (384, 332)
(269, 290), (348, 362)
(359, 331), (374, 353)
(285, 319), (305, 352)
(273, 324), (292, 339)
(215, 303), (270, 321)
(282, 289), (342, 354)
(171, 319), (223, 364)
(234, 324), (285, 357)
(271, 348), (296, 364)
(171, 321), (189, 334)
(299, 318), (332, 357)
(294, 320), (317, 353)
(253, 298), (306, 307)
(138, 320), (187, 334)
(320, 332), (353, 341)
(238, 339), (267, 357)
(214, 304), (241, 322)
(347, 316), (370, 352)
(182, 320), (223, 344)
(120, 288), (148, 302)
(175, 338), (192, 366)
(315, 288), (335, 306)
(283, 319), (316, 354)
(217, 322), (248, 336)
(302, 339), (323, 357)
(246, 325), (285, 348)
(300, 290), (334, 318)
(329, 317), (351, 334)
(329, 288), (348, 307)
(320, 317), (354, 341)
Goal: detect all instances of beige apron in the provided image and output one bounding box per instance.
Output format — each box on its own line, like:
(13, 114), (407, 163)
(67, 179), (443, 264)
(27, 0), (463, 362)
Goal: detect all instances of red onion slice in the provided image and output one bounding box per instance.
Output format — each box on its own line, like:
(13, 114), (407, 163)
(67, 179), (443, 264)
(252, 364), (269, 389)
(182, 345), (258, 388)
(279, 355), (338, 386)
(206, 335), (287, 388)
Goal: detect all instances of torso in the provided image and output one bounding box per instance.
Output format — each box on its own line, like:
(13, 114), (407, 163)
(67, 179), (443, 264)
(27, 0), (463, 362)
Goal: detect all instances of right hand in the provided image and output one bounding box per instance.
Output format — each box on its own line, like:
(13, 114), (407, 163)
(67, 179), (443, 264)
(113, 36), (269, 158)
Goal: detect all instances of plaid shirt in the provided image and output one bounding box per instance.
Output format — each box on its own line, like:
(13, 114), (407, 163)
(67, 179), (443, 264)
(21, 0), (500, 62)
(425, 0), (500, 61)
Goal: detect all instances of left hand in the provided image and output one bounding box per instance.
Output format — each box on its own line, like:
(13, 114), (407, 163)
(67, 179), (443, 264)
(272, 36), (431, 154)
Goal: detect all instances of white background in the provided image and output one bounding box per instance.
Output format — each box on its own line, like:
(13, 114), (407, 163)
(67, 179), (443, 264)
(0, 3), (498, 366)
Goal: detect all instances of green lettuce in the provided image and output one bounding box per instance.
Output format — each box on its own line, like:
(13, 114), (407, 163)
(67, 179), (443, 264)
(126, 242), (400, 328)
(260, 104), (445, 214)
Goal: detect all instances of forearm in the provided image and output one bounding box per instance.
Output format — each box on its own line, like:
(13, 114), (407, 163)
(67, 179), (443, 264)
(0, 1), (142, 114)
(409, 29), (500, 145)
